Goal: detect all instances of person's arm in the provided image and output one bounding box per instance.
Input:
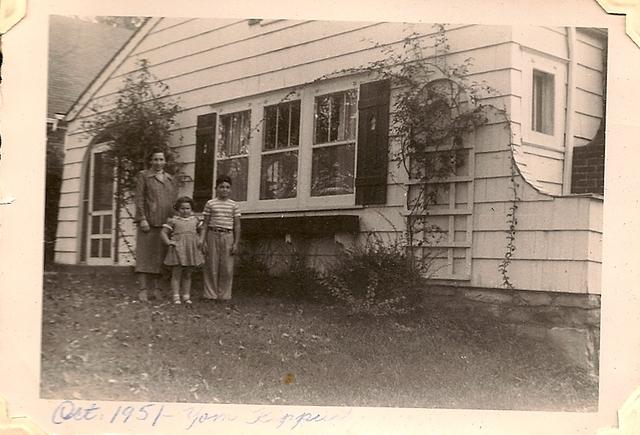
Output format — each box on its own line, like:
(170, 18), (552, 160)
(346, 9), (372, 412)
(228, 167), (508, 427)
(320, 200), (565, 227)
(231, 215), (241, 256)
(199, 206), (210, 254)
(134, 172), (150, 232)
(161, 223), (175, 246)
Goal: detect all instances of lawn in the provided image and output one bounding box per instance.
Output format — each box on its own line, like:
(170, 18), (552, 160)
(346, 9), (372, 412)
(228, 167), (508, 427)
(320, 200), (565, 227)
(40, 267), (598, 411)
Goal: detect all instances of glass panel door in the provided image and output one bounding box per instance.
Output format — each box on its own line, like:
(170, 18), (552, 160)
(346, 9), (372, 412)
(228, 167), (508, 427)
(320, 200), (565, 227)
(86, 150), (115, 265)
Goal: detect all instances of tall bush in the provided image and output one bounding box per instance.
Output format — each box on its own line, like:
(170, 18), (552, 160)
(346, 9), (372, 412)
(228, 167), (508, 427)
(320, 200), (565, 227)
(82, 59), (182, 257)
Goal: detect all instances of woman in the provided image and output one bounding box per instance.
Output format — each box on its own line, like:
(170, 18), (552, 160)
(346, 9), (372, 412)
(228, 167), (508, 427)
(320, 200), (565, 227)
(134, 149), (177, 301)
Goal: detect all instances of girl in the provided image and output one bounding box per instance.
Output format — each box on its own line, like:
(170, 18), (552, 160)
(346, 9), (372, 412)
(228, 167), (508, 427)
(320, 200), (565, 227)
(161, 196), (204, 305)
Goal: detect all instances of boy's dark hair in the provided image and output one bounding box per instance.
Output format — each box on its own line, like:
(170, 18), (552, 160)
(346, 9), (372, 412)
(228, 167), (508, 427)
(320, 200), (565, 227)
(216, 175), (232, 186)
(173, 196), (194, 211)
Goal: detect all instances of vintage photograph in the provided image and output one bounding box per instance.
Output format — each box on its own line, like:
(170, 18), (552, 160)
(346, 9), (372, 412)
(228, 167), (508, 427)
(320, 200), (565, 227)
(41, 16), (606, 411)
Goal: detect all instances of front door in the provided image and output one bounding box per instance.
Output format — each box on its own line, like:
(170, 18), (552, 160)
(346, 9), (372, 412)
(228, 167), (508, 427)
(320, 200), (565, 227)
(86, 148), (115, 265)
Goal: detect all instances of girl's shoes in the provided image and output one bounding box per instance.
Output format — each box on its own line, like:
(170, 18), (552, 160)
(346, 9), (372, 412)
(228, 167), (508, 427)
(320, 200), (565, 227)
(173, 295), (181, 304)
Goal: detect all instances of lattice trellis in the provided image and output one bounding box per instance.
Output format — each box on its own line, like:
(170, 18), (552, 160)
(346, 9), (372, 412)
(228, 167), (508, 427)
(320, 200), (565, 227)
(405, 145), (475, 280)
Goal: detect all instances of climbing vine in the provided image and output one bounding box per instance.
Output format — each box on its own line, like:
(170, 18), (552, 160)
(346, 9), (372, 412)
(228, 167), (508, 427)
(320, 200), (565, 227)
(82, 59), (183, 259)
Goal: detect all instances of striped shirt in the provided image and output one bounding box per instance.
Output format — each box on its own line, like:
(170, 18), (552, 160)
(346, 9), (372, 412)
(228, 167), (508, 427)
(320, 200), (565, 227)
(202, 197), (240, 230)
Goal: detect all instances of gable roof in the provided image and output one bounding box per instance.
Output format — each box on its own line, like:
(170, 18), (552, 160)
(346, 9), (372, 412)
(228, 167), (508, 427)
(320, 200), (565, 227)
(47, 15), (134, 119)
(65, 17), (161, 122)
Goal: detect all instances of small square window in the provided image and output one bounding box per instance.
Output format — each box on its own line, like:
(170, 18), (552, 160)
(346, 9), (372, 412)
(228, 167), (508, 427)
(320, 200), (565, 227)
(532, 69), (555, 135)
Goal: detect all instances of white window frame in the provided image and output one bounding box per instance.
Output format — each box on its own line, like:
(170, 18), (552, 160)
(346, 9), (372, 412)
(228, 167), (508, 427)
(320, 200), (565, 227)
(521, 51), (566, 150)
(214, 104), (253, 203)
(260, 99), (301, 201)
(209, 78), (363, 214)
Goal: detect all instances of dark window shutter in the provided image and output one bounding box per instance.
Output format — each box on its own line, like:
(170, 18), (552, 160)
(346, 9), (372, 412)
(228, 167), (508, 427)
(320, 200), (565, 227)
(193, 113), (217, 211)
(355, 79), (390, 205)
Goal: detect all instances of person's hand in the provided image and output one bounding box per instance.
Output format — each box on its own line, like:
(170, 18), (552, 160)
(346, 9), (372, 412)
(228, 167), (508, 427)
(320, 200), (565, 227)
(199, 239), (207, 255)
(140, 219), (150, 232)
(230, 243), (239, 256)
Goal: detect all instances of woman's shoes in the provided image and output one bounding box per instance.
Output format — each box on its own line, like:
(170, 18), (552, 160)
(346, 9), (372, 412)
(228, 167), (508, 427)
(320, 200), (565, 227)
(138, 290), (149, 302)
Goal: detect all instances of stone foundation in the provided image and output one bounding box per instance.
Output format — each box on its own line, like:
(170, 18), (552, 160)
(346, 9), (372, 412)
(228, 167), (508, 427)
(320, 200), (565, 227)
(425, 285), (601, 374)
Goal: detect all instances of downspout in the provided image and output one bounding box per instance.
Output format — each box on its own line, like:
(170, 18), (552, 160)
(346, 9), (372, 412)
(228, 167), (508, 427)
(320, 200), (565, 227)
(562, 27), (577, 195)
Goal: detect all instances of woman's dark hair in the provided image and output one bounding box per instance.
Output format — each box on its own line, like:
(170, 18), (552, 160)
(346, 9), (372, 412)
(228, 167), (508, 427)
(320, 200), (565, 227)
(173, 196), (194, 211)
(216, 175), (232, 186)
(147, 147), (166, 162)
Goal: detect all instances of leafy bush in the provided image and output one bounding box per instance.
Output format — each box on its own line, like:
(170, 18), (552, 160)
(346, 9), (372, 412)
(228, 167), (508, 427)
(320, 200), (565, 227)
(320, 235), (429, 316)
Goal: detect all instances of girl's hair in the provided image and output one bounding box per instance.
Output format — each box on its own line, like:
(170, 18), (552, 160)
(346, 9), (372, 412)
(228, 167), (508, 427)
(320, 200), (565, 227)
(173, 196), (194, 211)
(216, 174), (232, 186)
(147, 147), (166, 162)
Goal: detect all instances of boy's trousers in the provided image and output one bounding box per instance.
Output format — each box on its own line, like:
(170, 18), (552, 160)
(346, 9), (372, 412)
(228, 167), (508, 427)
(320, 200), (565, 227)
(203, 231), (234, 300)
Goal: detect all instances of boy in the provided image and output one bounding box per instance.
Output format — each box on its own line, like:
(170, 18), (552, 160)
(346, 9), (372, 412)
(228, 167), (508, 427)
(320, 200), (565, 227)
(199, 175), (241, 301)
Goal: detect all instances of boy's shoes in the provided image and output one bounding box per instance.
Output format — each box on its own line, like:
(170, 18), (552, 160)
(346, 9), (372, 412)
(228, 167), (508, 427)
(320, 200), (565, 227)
(138, 290), (149, 302)
(182, 296), (192, 305)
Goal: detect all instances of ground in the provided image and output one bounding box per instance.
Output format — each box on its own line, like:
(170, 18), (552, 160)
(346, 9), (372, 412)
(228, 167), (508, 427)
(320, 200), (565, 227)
(40, 267), (598, 411)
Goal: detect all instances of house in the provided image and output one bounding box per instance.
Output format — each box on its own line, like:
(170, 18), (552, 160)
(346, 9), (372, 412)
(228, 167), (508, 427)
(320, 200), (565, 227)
(45, 16), (133, 262)
(54, 19), (606, 298)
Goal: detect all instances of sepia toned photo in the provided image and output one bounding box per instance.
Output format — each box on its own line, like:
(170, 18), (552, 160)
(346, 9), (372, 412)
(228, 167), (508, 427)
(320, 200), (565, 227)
(41, 15), (606, 413)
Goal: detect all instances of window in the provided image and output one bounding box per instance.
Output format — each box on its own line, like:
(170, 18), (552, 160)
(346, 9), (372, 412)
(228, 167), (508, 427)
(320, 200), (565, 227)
(532, 69), (554, 135)
(197, 79), (390, 211)
(521, 52), (566, 149)
(217, 110), (250, 201)
(311, 90), (357, 196)
(260, 101), (300, 199)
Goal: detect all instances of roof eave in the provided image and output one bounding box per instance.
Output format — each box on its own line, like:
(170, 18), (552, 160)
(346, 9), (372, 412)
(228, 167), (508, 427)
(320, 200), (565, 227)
(65, 17), (162, 123)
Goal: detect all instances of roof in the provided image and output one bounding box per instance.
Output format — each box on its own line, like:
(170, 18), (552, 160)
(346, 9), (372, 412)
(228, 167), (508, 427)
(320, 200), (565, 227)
(47, 15), (134, 119)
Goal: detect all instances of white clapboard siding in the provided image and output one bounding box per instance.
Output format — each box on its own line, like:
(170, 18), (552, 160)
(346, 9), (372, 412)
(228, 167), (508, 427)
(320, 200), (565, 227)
(513, 26), (568, 60)
(82, 23), (511, 114)
(472, 258), (598, 293)
(56, 20), (604, 294)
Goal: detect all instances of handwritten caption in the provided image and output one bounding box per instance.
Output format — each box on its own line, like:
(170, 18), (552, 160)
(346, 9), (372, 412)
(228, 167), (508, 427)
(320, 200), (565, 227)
(51, 400), (352, 431)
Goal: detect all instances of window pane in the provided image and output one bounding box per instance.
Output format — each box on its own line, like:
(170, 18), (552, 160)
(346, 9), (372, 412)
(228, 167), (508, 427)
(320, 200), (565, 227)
(260, 151), (298, 199)
(101, 239), (111, 258)
(219, 110), (250, 157)
(103, 214), (112, 234)
(311, 144), (355, 196)
(216, 157), (248, 201)
(90, 239), (100, 258)
(290, 101), (300, 146)
(264, 101), (300, 150)
(263, 106), (277, 151)
(91, 216), (101, 234)
(314, 90), (357, 145)
(92, 152), (113, 211)
(532, 70), (554, 135)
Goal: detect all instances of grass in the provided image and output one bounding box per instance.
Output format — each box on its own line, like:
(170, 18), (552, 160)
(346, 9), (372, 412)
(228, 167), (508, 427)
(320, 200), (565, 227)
(40, 267), (598, 411)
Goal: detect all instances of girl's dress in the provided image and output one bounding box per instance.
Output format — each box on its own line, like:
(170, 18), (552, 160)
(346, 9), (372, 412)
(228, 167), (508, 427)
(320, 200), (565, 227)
(163, 216), (204, 266)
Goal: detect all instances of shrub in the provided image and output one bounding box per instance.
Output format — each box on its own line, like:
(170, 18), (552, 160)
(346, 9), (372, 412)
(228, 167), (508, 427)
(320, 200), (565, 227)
(320, 235), (429, 316)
